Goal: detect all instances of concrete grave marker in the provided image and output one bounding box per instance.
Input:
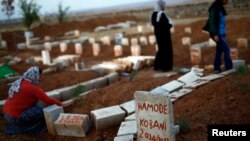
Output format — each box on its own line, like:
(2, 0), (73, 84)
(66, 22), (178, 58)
(199, 74), (222, 81)
(60, 42), (67, 53)
(139, 36), (148, 45)
(131, 45), (141, 56)
(131, 38), (139, 46)
(231, 48), (238, 60)
(44, 42), (52, 51)
(54, 113), (90, 137)
(125, 113), (136, 121)
(117, 120), (137, 136)
(92, 43), (100, 56)
(183, 80), (210, 89)
(74, 30), (80, 37)
(114, 135), (134, 141)
(182, 37), (191, 47)
(177, 71), (200, 85)
(75, 43), (83, 55)
(43, 105), (64, 135)
(148, 35), (156, 45)
(169, 89), (193, 101)
(100, 36), (111, 46)
(237, 38), (248, 49)
(120, 100), (135, 116)
(150, 87), (169, 96)
(160, 80), (185, 93)
(135, 91), (176, 141)
(41, 50), (51, 65)
(184, 27), (192, 35)
(114, 45), (123, 57)
(190, 47), (201, 65)
(137, 25), (144, 34)
(121, 38), (129, 46)
(88, 38), (95, 44)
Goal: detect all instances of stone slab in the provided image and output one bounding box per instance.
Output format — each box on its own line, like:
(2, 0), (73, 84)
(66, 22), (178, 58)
(43, 105), (64, 135)
(114, 135), (134, 141)
(120, 100), (135, 116)
(125, 113), (136, 121)
(91, 76), (108, 89)
(150, 87), (170, 96)
(91, 105), (126, 131)
(134, 91), (175, 141)
(56, 85), (76, 101)
(47, 90), (61, 101)
(105, 72), (119, 84)
(199, 74), (222, 81)
(219, 69), (236, 76)
(160, 80), (185, 93)
(169, 89), (193, 101)
(177, 71), (200, 85)
(54, 113), (90, 137)
(117, 120), (137, 136)
(183, 80), (210, 89)
(152, 72), (178, 78)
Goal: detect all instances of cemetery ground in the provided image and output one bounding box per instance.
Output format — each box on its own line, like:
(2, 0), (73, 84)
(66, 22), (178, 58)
(0, 15), (250, 141)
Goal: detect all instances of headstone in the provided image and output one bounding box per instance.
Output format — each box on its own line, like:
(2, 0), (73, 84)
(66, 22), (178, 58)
(100, 36), (111, 46)
(43, 105), (64, 135)
(184, 27), (192, 35)
(182, 37), (191, 47)
(190, 47), (201, 65)
(131, 38), (139, 46)
(92, 43), (100, 56)
(74, 30), (80, 37)
(60, 42), (67, 53)
(160, 80), (185, 93)
(139, 36), (148, 45)
(114, 135), (134, 141)
(44, 42), (52, 51)
(135, 91), (176, 141)
(91, 105), (126, 131)
(117, 121), (137, 136)
(75, 43), (83, 55)
(17, 43), (26, 50)
(122, 38), (129, 46)
(230, 48), (238, 60)
(237, 38), (248, 49)
(41, 50), (51, 65)
(115, 33), (123, 45)
(131, 45), (141, 56)
(54, 113), (90, 137)
(114, 45), (123, 57)
(137, 25), (144, 34)
(88, 38), (95, 44)
(148, 35), (156, 45)
(24, 31), (33, 48)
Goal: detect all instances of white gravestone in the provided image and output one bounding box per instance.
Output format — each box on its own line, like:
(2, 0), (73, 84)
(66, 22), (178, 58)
(190, 47), (201, 65)
(131, 45), (141, 56)
(149, 35), (156, 45)
(209, 38), (216, 47)
(114, 45), (123, 57)
(137, 25), (144, 34)
(135, 91), (176, 141)
(75, 43), (83, 55)
(42, 50), (51, 65)
(44, 42), (52, 51)
(100, 36), (111, 46)
(54, 113), (90, 137)
(92, 43), (100, 56)
(74, 30), (80, 37)
(131, 38), (139, 46)
(122, 38), (129, 46)
(60, 42), (67, 53)
(88, 38), (95, 44)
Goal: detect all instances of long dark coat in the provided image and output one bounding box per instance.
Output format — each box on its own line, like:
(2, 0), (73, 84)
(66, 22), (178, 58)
(151, 11), (173, 71)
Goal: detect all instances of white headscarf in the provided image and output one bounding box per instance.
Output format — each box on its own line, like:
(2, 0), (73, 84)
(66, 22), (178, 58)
(8, 66), (41, 98)
(154, 0), (166, 22)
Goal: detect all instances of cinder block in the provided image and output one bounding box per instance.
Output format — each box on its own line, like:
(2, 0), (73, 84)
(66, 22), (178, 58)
(120, 100), (135, 116)
(125, 113), (136, 121)
(43, 105), (64, 135)
(91, 105), (126, 131)
(117, 121), (137, 136)
(114, 135), (134, 141)
(54, 113), (90, 137)
(153, 72), (178, 78)
(160, 80), (185, 93)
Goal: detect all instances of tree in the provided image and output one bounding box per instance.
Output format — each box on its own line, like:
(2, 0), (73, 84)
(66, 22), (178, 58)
(1, 0), (15, 22)
(57, 2), (70, 23)
(19, 0), (41, 30)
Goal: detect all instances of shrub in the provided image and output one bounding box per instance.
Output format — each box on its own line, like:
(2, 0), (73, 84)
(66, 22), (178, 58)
(57, 2), (70, 23)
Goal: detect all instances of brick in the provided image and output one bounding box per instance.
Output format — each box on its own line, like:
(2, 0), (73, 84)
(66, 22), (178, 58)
(43, 105), (64, 135)
(91, 105), (126, 131)
(120, 100), (135, 116)
(117, 121), (137, 136)
(160, 80), (185, 93)
(54, 113), (90, 137)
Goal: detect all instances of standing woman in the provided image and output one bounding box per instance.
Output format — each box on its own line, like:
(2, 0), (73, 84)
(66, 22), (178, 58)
(3, 66), (62, 135)
(203, 0), (232, 72)
(151, 0), (173, 72)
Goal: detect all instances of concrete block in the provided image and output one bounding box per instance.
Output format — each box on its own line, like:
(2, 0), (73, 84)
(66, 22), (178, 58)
(114, 135), (134, 141)
(47, 90), (61, 101)
(169, 89), (193, 101)
(183, 80), (210, 89)
(54, 113), (90, 137)
(43, 105), (64, 135)
(161, 80), (185, 93)
(191, 67), (204, 76)
(57, 86), (76, 101)
(152, 72), (178, 78)
(237, 38), (248, 49)
(150, 87), (170, 96)
(91, 76), (108, 89)
(120, 100), (135, 116)
(233, 60), (246, 69)
(125, 113), (136, 121)
(177, 71), (200, 85)
(199, 74), (222, 81)
(117, 121), (137, 136)
(105, 72), (119, 84)
(91, 105), (126, 131)
(80, 81), (94, 91)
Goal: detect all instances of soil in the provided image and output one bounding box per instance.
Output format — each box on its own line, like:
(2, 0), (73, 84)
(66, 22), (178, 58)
(0, 14), (250, 141)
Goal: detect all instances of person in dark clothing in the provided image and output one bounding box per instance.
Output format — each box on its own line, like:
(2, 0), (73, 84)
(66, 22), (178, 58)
(203, 0), (232, 73)
(151, 0), (173, 72)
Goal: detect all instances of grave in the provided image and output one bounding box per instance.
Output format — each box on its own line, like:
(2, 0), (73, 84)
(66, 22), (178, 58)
(43, 105), (64, 135)
(117, 120), (137, 136)
(114, 135), (134, 141)
(54, 113), (90, 137)
(44, 42), (52, 51)
(120, 100), (135, 116)
(169, 89), (193, 102)
(148, 35), (156, 45)
(139, 36), (148, 45)
(100, 36), (111, 45)
(121, 38), (129, 46)
(177, 71), (200, 85)
(137, 25), (144, 34)
(135, 91), (176, 141)
(131, 38), (139, 46)
(182, 37), (191, 47)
